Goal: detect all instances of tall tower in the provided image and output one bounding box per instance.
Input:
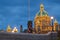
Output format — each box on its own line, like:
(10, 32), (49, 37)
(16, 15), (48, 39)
(27, 0), (33, 33)
(54, 19), (58, 31)
(27, 21), (33, 33)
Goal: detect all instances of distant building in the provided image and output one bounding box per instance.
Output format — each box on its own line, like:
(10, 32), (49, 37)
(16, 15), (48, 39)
(54, 19), (58, 31)
(27, 21), (33, 33)
(58, 24), (60, 31)
(23, 29), (28, 33)
(0, 29), (5, 32)
(6, 25), (12, 32)
(20, 25), (23, 33)
(12, 27), (18, 33)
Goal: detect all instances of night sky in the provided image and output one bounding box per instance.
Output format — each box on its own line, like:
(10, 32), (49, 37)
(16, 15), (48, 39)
(0, 0), (60, 31)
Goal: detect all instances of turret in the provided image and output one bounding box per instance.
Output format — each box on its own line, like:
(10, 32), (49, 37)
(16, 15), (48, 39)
(54, 19), (58, 23)
(7, 25), (11, 32)
(12, 27), (18, 33)
(54, 19), (58, 31)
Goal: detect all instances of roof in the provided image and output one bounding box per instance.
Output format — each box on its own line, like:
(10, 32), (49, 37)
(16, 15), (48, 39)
(37, 10), (48, 16)
(54, 19), (58, 23)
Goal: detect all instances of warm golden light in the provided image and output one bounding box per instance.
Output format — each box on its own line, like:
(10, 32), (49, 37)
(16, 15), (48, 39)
(51, 17), (54, 19)
(7, 25), (11, 32)
(12, 27), (18, 33)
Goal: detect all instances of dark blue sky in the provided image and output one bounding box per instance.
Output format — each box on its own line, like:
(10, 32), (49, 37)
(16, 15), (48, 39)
(0, 0), (60, 31)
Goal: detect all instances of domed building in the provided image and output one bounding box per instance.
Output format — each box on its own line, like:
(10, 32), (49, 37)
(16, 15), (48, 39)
(34, 4), (58, 33)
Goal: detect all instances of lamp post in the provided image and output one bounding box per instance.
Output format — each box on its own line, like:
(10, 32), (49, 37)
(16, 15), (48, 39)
(51, 17), (54, 32)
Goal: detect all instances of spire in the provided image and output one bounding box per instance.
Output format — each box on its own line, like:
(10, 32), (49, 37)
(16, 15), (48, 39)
(54, 19), (58, 23)
(12, 27), (18, 33)
(7, 25), (11, 32)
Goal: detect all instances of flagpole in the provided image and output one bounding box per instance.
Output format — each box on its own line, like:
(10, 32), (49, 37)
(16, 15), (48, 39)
(28, 0), (30, 20)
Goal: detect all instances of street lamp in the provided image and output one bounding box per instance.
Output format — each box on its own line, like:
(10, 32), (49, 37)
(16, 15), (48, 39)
(51, 17), (53, 19)
(51, 16), (54, 32)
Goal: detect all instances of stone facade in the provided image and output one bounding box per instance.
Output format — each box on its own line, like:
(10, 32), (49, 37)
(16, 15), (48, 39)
(0, 32), (57, 40)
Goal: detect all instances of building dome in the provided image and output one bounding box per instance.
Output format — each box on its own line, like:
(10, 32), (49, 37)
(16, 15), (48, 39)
(37, 10), (48, 16)
(36, 4), (48, 16)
